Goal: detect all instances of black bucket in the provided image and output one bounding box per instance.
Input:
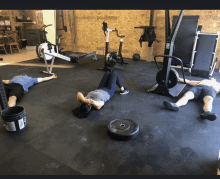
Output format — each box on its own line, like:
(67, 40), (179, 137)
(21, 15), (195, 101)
(21, 39), (27, 48)
(1, 106), (27, 132)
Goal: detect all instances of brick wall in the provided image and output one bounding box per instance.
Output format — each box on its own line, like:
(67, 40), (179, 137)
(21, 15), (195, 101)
(57, 10), (220, 65)
(3, 10), (219, 68)
(57, 10), (152, 58)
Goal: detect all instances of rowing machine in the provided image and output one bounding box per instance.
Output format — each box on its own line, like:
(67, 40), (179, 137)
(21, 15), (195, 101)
(41, 44), (98, 74)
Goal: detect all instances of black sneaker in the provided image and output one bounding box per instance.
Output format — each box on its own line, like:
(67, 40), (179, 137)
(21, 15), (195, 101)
(163, 101), (179, 111)
(120, 88), (129, 95)
(200, 111), (217, 121)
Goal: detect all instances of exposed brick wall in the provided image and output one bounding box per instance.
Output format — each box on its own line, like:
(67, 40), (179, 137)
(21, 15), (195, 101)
(41, 10), (220, 68)
(3, 10), (220, 69)
(57, 10), (152, 59)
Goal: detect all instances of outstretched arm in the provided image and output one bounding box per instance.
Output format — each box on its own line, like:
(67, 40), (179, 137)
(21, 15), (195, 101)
(37, 74), (57, 83)
(179, 78), (200, 86)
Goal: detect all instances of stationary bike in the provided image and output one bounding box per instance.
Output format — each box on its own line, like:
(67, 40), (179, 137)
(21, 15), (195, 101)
(97, 22), (128, 71)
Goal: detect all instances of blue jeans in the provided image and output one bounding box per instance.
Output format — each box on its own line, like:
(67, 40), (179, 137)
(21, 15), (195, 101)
(97, 71), (123, 97)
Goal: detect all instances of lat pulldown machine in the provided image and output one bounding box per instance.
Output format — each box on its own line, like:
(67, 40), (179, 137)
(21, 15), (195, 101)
(148, 10), (187, 98)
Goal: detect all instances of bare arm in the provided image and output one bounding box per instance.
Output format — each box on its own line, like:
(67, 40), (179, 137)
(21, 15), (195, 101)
(179, 78), (200, 86)
(77, 92), (105, 109)
(37, 74), (57, 83)
(2, 80), (9, 84)
(90, 100), (104, 110)
(76, 92), (87, 103)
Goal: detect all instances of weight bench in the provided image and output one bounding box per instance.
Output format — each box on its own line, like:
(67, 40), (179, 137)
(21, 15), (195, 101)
(171, 15), (200, 73)
(190, 32), (219, 78)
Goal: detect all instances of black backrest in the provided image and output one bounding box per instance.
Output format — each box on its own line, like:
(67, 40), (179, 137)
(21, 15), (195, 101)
(171, 15), (200, 67)
(193, 34), (218, 71)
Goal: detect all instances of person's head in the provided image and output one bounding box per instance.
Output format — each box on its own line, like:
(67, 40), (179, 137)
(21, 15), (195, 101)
(72, 102), (92, 118)
(79, 102), (92, 114)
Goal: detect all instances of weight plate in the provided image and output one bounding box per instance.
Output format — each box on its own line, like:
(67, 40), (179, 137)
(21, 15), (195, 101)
(107, 119), (139, 141)
(106, 52), (116, 67)
(156, 68), (179, 89)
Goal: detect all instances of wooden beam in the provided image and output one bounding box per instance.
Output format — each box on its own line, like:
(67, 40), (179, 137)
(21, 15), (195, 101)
(8, 10), (15, 31)
(8, 10), (17, 42)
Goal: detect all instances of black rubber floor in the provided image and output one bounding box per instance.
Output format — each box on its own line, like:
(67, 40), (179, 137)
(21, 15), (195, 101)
(0, 55), (219, 175)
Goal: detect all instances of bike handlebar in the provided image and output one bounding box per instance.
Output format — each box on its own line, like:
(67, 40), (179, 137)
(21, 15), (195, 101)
(115, 28), (119, 36)
(102, 22), (124, 37)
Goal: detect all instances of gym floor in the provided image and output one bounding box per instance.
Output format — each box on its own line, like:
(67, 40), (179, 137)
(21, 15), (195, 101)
(0, 50), (219, 175)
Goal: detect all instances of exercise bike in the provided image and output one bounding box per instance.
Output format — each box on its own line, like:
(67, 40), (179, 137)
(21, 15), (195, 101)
(97, 22), (128, 71)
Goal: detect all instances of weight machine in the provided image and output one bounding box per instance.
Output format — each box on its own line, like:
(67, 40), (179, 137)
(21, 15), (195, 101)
(148, 10), (187, 98)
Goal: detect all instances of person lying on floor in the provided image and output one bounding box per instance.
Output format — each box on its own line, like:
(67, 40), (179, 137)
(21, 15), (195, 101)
(2, 73), (57, 107)
(163, 77), (220, 121)
(73, 70), (129, 118)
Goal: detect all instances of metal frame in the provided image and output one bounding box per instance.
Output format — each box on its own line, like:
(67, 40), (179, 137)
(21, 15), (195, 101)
(171, 16), (200, 74)
(191, 31), (219, 77)
(41, 45), (98, 75)
(148, 10), (187, 98)
(97, 22), (128, 71)
(0, 75), (9, 110)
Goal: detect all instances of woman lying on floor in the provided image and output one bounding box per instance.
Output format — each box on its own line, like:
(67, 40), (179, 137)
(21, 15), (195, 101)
(73, 70), (129, 118)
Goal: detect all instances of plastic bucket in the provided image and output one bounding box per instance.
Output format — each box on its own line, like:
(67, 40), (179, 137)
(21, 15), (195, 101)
(1, 106), (27, 132)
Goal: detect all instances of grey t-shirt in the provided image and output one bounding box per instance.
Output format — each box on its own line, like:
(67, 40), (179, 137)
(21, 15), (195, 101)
(86, 89), (110, 102)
